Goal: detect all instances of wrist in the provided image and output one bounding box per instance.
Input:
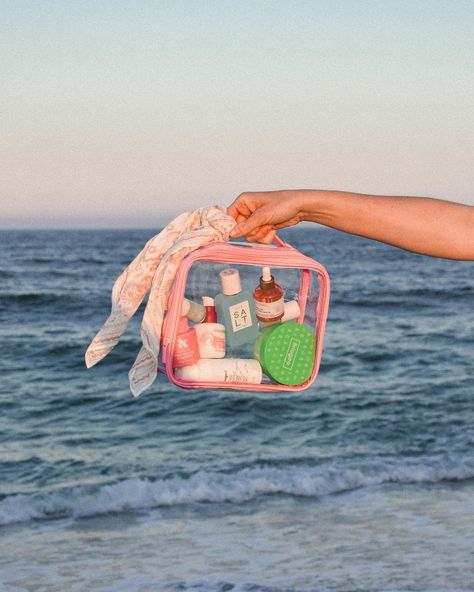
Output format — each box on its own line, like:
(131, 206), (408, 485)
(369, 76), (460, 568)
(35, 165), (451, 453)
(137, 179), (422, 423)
(296, 190), (335, 224)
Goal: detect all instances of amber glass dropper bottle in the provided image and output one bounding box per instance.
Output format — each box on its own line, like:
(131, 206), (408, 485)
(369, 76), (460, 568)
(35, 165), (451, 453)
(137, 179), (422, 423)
(253, 266), (284, 324)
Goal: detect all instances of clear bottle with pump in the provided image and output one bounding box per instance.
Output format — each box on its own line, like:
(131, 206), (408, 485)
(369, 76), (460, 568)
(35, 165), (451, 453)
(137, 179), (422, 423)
(215, 268), (259, 348)
(253, 266), (284, 325)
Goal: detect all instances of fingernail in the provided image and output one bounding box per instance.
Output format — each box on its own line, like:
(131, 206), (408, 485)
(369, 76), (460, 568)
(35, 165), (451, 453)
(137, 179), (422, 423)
(230, 225), (241, 237)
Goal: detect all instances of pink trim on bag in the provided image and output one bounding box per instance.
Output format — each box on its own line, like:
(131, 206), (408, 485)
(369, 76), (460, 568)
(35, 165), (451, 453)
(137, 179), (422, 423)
(162, 237), (330, 392)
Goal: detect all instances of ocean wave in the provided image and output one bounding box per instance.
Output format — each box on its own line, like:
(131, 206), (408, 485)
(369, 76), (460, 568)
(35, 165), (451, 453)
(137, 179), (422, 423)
(0, 292), (69, 306)
(1, 455), (473, 527)
(165, 586), (474, 592)
(163, 584), (474, 592)
(163, 583), (310, 592)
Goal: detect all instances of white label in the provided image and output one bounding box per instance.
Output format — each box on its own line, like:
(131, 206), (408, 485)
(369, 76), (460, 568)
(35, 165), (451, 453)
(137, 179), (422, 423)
(255, 297), (284, 319)
(229, 300), (252, 333)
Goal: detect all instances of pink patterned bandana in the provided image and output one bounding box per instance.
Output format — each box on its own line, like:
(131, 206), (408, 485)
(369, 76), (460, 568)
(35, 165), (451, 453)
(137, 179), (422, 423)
(85, 206), (236, 397)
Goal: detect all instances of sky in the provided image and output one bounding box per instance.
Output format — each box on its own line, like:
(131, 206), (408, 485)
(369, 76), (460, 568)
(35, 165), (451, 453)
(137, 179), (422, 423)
(1, 0), (473, 228)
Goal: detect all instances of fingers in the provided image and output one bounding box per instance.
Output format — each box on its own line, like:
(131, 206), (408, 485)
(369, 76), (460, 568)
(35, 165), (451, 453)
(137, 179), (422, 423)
(256, 229), (276, 244)
(227, 192), (254, 220)
(227, 192), (280, 239)
(263, 229), (276, 243)
(244, 225), (275, 244)
(226, 202), (240, 220)
(230, 207), (272, 238)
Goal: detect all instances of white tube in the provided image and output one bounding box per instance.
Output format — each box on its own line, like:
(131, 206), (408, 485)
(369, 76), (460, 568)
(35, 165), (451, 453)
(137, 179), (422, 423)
(175, 359), (262, 383)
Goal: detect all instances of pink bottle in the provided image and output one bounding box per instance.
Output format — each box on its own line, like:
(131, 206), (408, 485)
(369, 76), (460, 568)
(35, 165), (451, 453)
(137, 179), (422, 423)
(172, 316), (200, 368)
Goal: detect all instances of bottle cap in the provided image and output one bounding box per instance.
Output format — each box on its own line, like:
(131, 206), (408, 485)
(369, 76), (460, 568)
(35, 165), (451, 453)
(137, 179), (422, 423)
(220, 268), (241, 296)
(182, 298), (190, 315)
(202, 296), (215, 307)
(259, 266), (275, 291)
(182, 298), (205, 323)
(281, 300), (301, 323)
(256, 322), (316, 385)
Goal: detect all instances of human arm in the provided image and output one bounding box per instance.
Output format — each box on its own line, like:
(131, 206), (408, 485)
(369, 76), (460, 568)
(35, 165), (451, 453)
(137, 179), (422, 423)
(227, 190), (474, 260)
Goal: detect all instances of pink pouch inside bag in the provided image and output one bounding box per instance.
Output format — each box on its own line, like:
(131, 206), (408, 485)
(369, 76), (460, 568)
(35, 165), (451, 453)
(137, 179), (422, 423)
(160, 236), (330, 392)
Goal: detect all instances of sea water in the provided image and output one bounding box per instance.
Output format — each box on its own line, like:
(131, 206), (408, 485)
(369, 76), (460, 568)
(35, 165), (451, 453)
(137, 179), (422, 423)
(0, 226), (473, 592)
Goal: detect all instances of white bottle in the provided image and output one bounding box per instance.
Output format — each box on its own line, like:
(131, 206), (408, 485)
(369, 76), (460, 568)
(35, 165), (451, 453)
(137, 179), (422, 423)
(193, 296), (226, 358)
(281, 300), (301, 323)
(175, 359), (262, 384)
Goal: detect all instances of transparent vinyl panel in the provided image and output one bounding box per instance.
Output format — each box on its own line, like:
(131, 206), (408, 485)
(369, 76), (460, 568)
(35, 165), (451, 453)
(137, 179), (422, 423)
(168, 260), (321, 388)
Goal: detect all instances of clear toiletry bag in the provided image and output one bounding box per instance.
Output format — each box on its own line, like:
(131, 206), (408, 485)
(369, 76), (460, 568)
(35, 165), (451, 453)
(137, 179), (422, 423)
(160, 236), (330, 392)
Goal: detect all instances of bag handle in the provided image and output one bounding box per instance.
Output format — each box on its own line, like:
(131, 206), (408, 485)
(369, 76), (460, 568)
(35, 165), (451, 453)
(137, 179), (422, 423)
(227, 233), (289, 248)
(273, 234), (285, 246)
(273, 233), (288, 247)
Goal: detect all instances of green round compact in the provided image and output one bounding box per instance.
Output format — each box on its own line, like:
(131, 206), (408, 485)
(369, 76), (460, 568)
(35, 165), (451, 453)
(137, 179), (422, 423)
(253, 322), (316, 386)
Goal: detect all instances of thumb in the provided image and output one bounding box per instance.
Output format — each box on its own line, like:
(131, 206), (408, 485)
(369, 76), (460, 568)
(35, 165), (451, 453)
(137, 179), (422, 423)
(230, 209), (268, 238)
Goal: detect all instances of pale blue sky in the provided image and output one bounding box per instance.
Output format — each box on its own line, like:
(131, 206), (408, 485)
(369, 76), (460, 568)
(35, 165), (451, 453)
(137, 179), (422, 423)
(1, 0), (473, 228)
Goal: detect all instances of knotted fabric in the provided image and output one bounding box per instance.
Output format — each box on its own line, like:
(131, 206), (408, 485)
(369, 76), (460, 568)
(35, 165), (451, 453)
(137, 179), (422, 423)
(85, 206), (236, 397)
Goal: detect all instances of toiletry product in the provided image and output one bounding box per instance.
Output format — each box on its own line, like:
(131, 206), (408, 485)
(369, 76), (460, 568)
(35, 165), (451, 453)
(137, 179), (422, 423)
(194, 297), (226, 358)
(215, 269), (259, 347)
(176, 358), (262, 384)
(253, 267), (284, 324)
(172, 316), (200, 368)
(253, 322), (316, 385)
(182, 298), (205, 323)
(202, 296), (218, 323)
(281, 300), (301, 323)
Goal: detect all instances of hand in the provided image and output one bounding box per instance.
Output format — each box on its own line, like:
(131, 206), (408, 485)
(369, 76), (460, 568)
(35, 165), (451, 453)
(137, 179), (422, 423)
(227, 191), (305, 243)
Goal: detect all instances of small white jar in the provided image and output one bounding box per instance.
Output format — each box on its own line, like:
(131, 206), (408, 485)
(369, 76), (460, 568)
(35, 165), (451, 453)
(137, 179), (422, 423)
(194, 323), (226, 358)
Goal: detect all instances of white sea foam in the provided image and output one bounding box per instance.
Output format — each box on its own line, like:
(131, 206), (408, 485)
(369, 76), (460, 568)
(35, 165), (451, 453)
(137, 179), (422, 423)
(1, 454), (473, 527)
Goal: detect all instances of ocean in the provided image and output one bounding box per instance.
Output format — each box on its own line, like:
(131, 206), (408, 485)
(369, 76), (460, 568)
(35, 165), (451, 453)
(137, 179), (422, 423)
(0, 226), (473, 592)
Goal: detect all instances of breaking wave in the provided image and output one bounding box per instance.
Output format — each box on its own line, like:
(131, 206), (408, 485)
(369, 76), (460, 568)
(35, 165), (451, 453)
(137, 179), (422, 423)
(1, 454), (473, 527)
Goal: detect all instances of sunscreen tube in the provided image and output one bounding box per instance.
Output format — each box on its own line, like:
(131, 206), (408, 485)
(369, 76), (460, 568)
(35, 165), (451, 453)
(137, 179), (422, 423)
(176, 358), (262, 384)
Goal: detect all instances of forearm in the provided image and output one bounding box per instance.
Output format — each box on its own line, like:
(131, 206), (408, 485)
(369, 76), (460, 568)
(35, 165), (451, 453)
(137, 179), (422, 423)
(299, 191), (474, 260)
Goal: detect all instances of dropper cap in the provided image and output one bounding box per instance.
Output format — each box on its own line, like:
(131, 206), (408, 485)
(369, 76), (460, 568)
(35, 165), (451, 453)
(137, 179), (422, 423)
(260, 266), (275, 289)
